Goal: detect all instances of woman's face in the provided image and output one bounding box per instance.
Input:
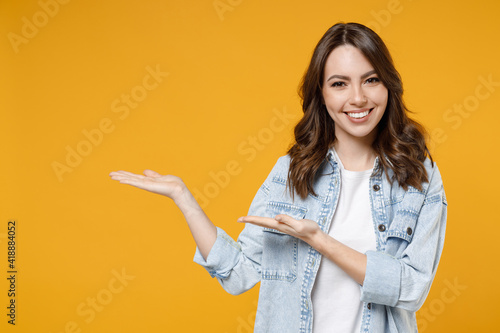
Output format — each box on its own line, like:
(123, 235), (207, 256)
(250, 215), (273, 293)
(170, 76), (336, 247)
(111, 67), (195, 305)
(322, 45), (388, 144)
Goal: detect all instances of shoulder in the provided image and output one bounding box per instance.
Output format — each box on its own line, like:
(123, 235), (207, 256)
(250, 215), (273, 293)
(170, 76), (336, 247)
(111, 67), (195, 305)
(422, 158), (447, 208)
(265, 154), (292, 180)
(422, 157), (445, 194)
(399, 157), (446, 206)
(385, 156), (444, 193)
(275, 154), (292, 168)
(382, 157), (445, 204)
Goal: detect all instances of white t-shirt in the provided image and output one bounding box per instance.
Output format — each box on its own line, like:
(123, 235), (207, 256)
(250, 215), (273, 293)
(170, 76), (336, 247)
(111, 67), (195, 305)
(311, 153), (377, 333)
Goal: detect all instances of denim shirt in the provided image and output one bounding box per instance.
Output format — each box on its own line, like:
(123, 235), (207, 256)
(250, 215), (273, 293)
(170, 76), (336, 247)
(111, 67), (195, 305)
(194, 149), (447, 332)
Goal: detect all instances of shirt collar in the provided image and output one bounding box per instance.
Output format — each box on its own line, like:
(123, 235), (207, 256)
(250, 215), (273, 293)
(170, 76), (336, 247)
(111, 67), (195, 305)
(326, 146), (382, 176)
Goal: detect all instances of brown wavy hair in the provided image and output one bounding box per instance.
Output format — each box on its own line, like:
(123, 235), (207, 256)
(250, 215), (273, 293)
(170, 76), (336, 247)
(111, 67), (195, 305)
(288, 22), (432, 199)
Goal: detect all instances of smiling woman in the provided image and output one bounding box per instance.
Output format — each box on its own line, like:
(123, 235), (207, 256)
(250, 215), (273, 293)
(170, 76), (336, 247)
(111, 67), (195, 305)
(109, 22), (447, 333)
(322, 46), (388, 161)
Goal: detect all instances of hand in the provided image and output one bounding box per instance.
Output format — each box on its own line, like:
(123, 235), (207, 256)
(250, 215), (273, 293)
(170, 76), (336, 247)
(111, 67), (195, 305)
(109, 169), (186, 202)
(237, 214), (322, 244)
(110, 169), (217, 259)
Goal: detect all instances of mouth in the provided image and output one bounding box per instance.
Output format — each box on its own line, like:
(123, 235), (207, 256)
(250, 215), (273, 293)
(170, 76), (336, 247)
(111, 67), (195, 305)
(344, 108), (374, 119)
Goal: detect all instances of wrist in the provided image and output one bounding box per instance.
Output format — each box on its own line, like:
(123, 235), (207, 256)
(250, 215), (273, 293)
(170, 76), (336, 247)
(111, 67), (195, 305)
(305, 228), (329, 252)
(173, 184), (205, 217)
(172, 182), (190, 206)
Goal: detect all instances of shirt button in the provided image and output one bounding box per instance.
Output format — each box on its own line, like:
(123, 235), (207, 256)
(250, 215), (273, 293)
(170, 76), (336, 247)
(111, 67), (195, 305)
(407, 227), (413, 235)
(378, 224), (386, 232)
(373, 184), (380, 191)
(367, 303), (372, 310)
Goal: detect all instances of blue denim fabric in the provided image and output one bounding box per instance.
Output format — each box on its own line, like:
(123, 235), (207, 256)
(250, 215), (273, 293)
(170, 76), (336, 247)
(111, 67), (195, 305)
(194, 149), (447, 332)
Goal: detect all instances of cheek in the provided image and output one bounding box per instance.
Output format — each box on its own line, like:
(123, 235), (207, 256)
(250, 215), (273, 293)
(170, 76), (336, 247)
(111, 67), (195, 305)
(369, 88), (389, 108)
(378, 96), (388, 111)
(323, 105), (339, 122)
(324, 103), (342, 120)
(323, 92), (345, 111)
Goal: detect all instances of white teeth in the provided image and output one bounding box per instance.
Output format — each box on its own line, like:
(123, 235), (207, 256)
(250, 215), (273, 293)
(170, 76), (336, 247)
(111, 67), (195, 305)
(347, 110), (370, 118)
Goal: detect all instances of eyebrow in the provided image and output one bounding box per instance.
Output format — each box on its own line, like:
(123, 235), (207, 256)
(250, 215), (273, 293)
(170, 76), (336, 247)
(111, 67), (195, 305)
(326, 69), (377, 82)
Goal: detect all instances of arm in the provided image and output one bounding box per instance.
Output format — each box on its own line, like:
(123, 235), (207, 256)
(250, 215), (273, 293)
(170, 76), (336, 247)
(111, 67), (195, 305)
(237, 215), (367, 285)
(311, 230), (367, 285)
(109, 156), (284, 296)
(360, 185), (447, 310)
(194, 179), (271, 295)
(239, 164), (447, 309)
(109, 169), (216, 260)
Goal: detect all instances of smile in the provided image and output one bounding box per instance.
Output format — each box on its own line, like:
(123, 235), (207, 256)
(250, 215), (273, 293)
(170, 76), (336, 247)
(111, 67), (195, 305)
(345, 108), (373, 119)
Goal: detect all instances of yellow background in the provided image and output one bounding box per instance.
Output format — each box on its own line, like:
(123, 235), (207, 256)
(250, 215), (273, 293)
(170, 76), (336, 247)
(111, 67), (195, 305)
(1, 0), (499, 332)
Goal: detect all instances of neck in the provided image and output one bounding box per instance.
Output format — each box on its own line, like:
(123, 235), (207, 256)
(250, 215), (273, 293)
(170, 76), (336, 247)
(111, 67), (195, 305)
(332, 132), (377, 171)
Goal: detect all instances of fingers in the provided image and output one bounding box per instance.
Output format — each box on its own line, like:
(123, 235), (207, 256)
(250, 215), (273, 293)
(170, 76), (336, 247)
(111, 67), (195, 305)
(274, 214), (297, 224)
(109, 170), (145, 179)
(239, 215), (300, 236)
(109, 173), (139, 185)
(237, 215), (288, 231)
(143, 169), (162, 178)
(115, 178), (139, 186)
(109, 170), (164, 180)
(237, 216), (277, 224)
(239, 214), (300, 229)
(111, 175), (151, 191)
(237, 215), (297, 226)
(109, 171), (147, 187)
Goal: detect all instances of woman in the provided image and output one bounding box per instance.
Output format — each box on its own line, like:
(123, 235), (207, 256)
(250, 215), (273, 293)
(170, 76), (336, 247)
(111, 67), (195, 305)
(110, 22), (447, 332)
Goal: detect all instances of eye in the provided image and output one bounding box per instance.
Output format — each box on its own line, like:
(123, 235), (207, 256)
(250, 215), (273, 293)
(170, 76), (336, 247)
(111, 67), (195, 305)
(365, 77), (380, 84)
(331, 81), (346, 87)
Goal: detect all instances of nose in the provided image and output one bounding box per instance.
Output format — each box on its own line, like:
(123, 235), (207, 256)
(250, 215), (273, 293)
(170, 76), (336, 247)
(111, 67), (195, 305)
(350, 85), (367, 106)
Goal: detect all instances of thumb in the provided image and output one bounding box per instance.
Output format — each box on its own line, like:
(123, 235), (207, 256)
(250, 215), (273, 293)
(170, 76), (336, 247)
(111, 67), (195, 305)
(275, 214), (295, 224)
(143, 169), (162, 178)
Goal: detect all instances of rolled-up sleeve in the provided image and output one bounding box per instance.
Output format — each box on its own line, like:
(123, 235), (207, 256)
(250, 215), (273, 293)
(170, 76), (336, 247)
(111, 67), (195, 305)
(361, 250), (402, 306)
(193, 157), (287, 295)
(361, 165), (447, 311)
(193, 227), (245, 279)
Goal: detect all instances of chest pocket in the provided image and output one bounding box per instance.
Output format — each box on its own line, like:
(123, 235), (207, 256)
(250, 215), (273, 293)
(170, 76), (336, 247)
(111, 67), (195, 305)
(387, 209), (419, 242)
(261, 201), (307, 282)
(386, 190), (425, 253)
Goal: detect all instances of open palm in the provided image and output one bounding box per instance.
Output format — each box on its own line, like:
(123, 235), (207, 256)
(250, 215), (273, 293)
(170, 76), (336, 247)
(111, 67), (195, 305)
(109, 169), (185, 200)
(238, 214), (322, 244)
